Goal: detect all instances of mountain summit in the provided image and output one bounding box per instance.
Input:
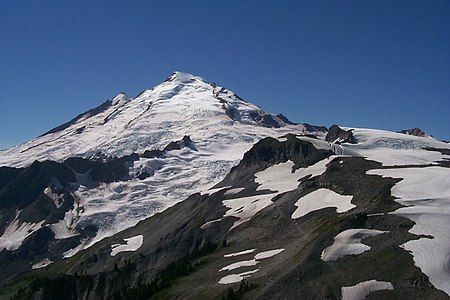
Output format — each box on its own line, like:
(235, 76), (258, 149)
(0, 71), (322, 168)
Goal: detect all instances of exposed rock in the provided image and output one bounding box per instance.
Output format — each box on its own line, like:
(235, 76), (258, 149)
(325, 125), (358, 144)
(218, 134), (333, 187)
(303, 123), (328, 133)
(398, 128), (428, 137)
(163, 135), (197, 152)
(276, 114), (297, 125)
(141, 149), (165, 159)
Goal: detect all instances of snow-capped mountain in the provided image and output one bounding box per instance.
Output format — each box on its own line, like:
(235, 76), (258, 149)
(0, 72), (325, 272)
(0, 72), (449, 299)
(0, 71), (320, 168)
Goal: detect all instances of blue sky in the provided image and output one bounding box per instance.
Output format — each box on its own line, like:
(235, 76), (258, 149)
(1, 0), (449, 149)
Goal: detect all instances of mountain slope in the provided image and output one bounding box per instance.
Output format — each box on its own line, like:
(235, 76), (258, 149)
(0, 72), (324, 168)
(0, 72), (326, 283)
(3, 127), (449, 299)
(0, 72), (449, 299)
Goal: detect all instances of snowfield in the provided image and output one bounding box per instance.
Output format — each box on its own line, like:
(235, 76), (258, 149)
(341, 127), (449, 166)
(367, 166), (450, 296)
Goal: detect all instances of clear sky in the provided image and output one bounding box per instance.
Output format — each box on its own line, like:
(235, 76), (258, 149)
(1, 0), (449, 149)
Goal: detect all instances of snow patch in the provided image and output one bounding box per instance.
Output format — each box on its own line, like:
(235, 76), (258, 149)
(200, 218), (222, 229)
(341, 280), (393, 300)
(32, 258), (53, 269)
(292, 188), (355, 219)
(110, 235), (144, 256)
(255, 157), (337, 193)
(321, 229), (388, 261)
(220, 248), (284, 272)
(44, 188), (65, 209)
(224, 187), (245, 195)
(222, 194), (275, 230)
(50, 206), (79, 239)
(218, 269), (259, 284)
(220, 259), (258, 271)
(63, 242), (85, 258)
(204, 186), (231, 195)
(224, 249), (256, 257)
(0, 216), (45, 251)
(254, 248), (285, 260)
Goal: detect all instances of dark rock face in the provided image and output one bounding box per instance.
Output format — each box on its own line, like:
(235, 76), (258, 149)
(218, 134), (333, 187)
(325, 125), (358, 144)
(0, 161), (75, 210)
(303, 123), (328, 133)
(164, 135), (197, 152)
(142, 136), (198, 159)
(399, 128), (427, 137)
(141, 149), (165, 159)
(276, 114), (296, 125)
(0, 167), (23, 191)
(65, 154), (139, 183)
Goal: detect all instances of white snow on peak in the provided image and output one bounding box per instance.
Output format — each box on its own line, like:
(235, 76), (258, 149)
(0, 72), (320, 255)
(168, 71), (199, 83)
(0, 71), (311, 168)
(341, 280), (393, 300)
(111, 92), (132, 106)
(321, 229), (388, 262)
